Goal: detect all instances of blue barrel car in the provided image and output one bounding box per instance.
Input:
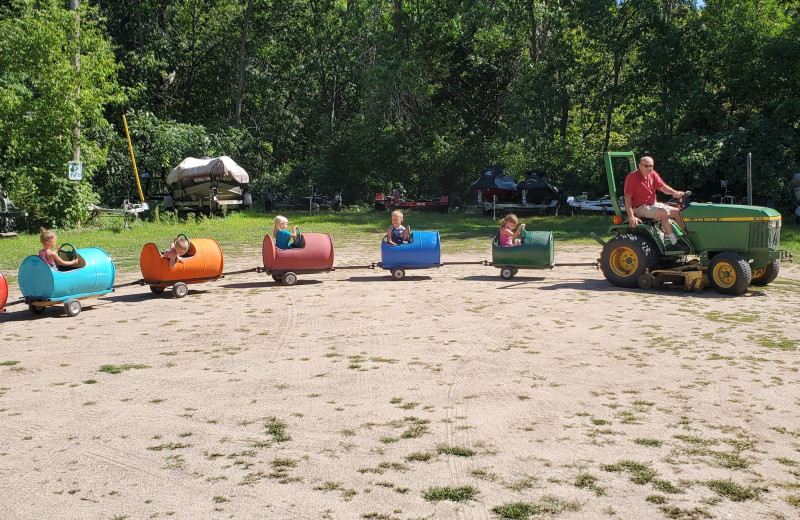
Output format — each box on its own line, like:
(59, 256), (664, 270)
(492, 229), (554, 279)
(18, 244), (115, 316)
(380, 231), (441, 279)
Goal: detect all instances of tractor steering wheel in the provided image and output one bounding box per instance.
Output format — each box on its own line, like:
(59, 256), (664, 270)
(518, 226), (527, 243)
(58, 243), (76, 261)
(668, 190), (692, 210)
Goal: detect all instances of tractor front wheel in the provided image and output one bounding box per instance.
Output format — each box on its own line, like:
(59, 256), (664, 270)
(750, 259), (780, 286)
(708, 252), (751, 295)
(600, 234), (658, 288)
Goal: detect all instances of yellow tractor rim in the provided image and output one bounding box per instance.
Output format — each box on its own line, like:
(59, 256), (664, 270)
(712, 262), (736, 288)
(751, 265), (766, 279)
(609, 246), (638, 277)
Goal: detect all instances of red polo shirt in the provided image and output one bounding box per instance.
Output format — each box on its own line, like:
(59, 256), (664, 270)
(624, 170), (665, 207)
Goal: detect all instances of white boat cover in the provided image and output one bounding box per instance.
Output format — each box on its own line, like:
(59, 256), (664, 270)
(166, 156), (249, 186)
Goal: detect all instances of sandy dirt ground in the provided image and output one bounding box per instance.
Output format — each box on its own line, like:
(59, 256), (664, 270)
(1, 242), (799, 520)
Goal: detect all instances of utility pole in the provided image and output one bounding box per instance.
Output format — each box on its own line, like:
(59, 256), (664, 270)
(70, 0), (80, 163)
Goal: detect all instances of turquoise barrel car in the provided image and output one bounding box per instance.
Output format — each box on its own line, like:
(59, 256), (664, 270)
(18, 245), (115, 316)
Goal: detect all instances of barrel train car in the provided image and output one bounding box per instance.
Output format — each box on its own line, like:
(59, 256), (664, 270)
(140, 236), (224, 298)
(18, 245), (115, 316)
(491, 229), (554, 279)
(262, 230), (334, 286)
(0, 271), (8, 312)
(379, 231), (442, 279)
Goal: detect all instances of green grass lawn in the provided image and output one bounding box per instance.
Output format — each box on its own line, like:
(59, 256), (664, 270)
(1, 208), (798, 276)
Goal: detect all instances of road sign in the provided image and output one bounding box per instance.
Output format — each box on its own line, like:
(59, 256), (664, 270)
(68, 161), (82, 181)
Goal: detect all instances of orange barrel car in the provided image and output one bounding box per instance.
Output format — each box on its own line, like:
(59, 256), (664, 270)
(139, 235), (224, 297)
(262, 230), (334, 286)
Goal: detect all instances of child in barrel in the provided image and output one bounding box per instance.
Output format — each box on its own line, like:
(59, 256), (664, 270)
(498, 214), (525, 247)
(386, 210), (410, 245)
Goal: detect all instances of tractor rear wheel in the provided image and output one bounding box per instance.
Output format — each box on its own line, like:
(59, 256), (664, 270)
(750, 259), (780, 286)
(708, 252), (751, 295)
(600, 234), (658, 288)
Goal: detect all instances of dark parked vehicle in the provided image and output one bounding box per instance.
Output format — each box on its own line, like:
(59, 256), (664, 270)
(264, 186), (342, 212)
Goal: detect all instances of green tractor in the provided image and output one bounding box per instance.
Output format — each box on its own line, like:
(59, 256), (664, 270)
(595, 151), (791, 295)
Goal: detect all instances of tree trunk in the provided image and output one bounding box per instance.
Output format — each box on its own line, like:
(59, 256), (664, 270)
(603, 54), (620, 154)
(235, 0), (254, 130)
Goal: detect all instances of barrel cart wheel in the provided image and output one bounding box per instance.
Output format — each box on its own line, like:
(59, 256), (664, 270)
(500, 266), (515, 280)
(150, 285), (165, 294)
(29, 303), (46, 314)
(391, 267), (405, 280)
(282, 272), (298, 286)
(64, 298), (82, 317)
(172, 282), (189, 298)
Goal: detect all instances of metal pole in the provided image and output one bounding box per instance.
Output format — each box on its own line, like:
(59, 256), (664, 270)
(70, 0), (80, 163)
(746, 153), (753, 205)
(122, 115), (145, 202)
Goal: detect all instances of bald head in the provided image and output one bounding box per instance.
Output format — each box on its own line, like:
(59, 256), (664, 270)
(638, 156), (655, 176)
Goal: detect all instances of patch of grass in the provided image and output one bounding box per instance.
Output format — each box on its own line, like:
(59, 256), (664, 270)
(400, 424), (429, 439)
(405, 451), (433, 462)
(754, 334), (797, 351)
(652, 478), (684, 494)
(422, 485), (478, 502)
(713, 451), (749, 469)
(491, 502), (540, 519)
(574, 473), (605, 496)
(0, 361), (19, 366)
(436, 444), (474, 457)
(601, 460), (657, 485)
(786, 494), (800, 508)
(265, 417), (291, 443)
(492, 495), (581, 518)
(658, 505), (713, 519)
(147, 443), (192, 451)
(98, 364), (150, 374)
(634, 438), (662, 447)
(361, 513), (400, 520)
(705, 479), (761, 501)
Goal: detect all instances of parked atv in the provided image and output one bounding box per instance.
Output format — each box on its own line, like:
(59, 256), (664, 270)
(595, 151), (790, 295)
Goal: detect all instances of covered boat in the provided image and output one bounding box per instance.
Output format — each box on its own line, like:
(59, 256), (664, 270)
(164, 156), (252, 212)
(517, 170), (559, 204)
(470, 165), (518, 204)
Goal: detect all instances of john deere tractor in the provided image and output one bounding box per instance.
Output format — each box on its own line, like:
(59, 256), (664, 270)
(596, 151), (791, 295)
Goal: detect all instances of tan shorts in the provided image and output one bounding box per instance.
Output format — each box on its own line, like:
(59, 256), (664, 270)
(633, 202), (673, 220)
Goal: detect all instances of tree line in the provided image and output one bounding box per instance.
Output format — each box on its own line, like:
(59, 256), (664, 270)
(1, 0), (798, 227)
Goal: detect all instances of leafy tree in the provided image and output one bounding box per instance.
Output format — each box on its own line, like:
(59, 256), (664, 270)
(0, 0), (123, 226)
